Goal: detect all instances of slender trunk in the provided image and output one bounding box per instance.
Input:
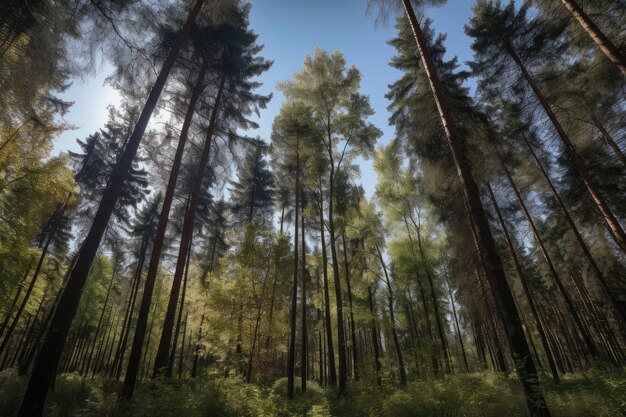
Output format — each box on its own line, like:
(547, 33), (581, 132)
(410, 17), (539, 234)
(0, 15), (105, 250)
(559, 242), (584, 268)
(19, 2), (206, 412)
(402, 2), (550, 412)
(112, 248), (145, 379)
(590, 115), (626, 168)
(445, 277), (468, 372)
(0, 197), (69, 357)
(327, 168), (347, 394)
(120, 51), (210, 399)
(496, 152), (599, 358)
(167, 237), (193, 377)
(246, 252), (273, 383)
(287, 150), (300, 399)
(505, 40), (626, 253)
(318, 191), (337, 385)
(83, 264), (117, 375)
(411, 212), (451, 373)
(0, 265), (31, 341)
(523, 137), (626, 333)
(342, 233), (358, 380)
(367, 286), (382, 386)
(191, 314), (204, 378)
(300, 193), (307, 392)
(178, 312), (188, 378)
(561, 0), (626, 74)
(487, 183), (560, 382)
(152, 74), (225, 378)
(376, 244), (406, 384)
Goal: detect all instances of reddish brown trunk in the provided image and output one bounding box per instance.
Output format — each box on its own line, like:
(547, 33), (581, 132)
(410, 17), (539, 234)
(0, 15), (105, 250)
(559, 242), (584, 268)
(522, 138), (626, 333)
(400, 3), (549, 414)
(153, 74), (225, 377)
(505, 41), (626, 254)
(16, 0), (207, 410)
(561, 0), (626, 74)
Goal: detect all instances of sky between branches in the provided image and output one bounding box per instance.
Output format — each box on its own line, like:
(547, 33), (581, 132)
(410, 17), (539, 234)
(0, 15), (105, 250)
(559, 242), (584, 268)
(54, 0), (474, 198)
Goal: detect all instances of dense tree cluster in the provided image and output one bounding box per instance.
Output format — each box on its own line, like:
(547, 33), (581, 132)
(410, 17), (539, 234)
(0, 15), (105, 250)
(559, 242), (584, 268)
(0, 0), (624, 416)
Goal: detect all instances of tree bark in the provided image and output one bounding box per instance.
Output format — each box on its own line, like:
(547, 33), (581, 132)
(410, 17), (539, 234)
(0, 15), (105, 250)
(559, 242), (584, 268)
(119, 52), (209, 399)
(504, 40), (626, 254)
(18, 1), (206, 412)
(152, 74), (225, 377)
(399, 3), (551, 412)
(496, 152), (599, 358)
(561, 0), (626, 75)
(376, 244), (406, 385)
(523, 137), (626, 333)
(342, 233), (359, 380)
(300, 191), (307, 392)
(318, 190), (337, 385)
(287, 150), (300, 399)
(487, 183), (560, 382)
(0, 196), (69, 357)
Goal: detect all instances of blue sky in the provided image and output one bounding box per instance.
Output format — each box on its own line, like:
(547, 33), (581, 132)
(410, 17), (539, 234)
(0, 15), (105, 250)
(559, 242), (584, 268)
(55, 0), (475, 198)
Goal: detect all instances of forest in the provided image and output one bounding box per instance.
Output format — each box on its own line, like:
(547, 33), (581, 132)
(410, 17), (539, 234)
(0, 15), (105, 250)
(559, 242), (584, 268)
(0, 0), (624, 416)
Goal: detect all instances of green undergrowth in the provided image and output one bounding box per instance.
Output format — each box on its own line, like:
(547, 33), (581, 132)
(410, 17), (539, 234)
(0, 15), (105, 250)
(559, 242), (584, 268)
(0, 369), (624, 416)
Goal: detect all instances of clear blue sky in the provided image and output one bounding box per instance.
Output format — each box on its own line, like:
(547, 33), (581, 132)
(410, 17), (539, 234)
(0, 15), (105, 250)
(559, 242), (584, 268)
(55, 0), (474, 198)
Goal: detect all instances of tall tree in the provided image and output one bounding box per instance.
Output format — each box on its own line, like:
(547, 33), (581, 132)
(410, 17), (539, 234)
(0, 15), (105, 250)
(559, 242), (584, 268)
(18, 1), (208, 413)
(374, 2), (552, 413)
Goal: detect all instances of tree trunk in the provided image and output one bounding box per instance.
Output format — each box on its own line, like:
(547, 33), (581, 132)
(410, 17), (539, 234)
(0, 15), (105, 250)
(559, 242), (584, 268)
(120, 51), (209, 399)
(561, 0), (626, 74)
(327, 168), (347, 395)
(367, 286), (382, 386)
(0, 196), (69, 357)
(18, 1), (206, 412)
(523, 137), (626, 333)
(403, 0), (555, 411)
(590, 115), (626, 168)
(153, 74), (225, 378)
(82, 263), (117, 375)
(496, 153), (599, 358)
(167, 237), (192, 377)
(287, 150), (300, 399)
(0, 264), (31, 341)
(445, 276), (468, 372)
(376, 244), (406, 385)
(504, 40), (626, 254)
(177, 312), (188, 378)
(342, 233), (359, 380)
(318, 190), (337, 385)
(410, 211), (451, 373)
(487, 183), (560, 382)
(300, 192), (307, 392)
(191, 314), (204, 378)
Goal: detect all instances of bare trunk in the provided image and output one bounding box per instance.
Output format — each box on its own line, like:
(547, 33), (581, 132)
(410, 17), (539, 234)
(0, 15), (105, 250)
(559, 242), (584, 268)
(17, 0), (207, 411)
(561, 0), (626, 74)
(505, 40), (626, 253)
(487, 183), (560, 382)
(318, 191), (336, 385)
(287, 151), (300, 399)
(376, 244), (406, 384)
(152, 74), (225, 377)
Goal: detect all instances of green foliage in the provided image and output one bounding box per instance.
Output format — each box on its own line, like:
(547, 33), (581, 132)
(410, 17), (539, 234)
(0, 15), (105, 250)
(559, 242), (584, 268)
(0, 370), (624, 416)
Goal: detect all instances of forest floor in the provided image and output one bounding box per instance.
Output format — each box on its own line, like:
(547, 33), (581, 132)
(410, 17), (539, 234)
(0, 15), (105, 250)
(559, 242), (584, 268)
(1, 369), (624, 417)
